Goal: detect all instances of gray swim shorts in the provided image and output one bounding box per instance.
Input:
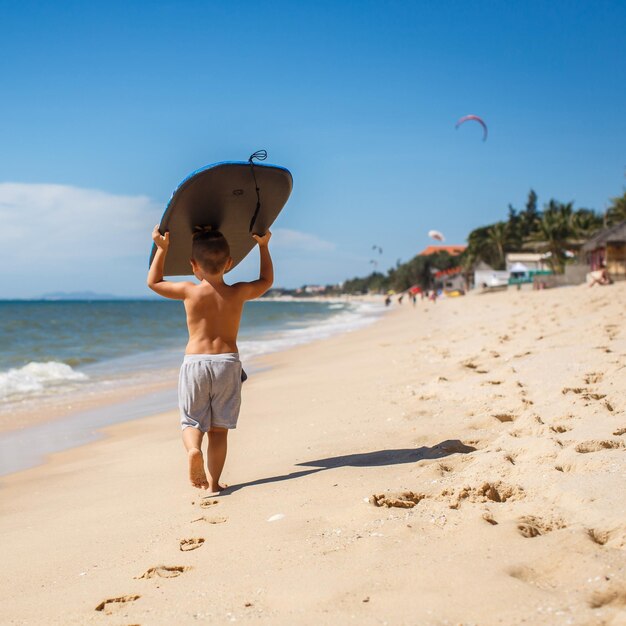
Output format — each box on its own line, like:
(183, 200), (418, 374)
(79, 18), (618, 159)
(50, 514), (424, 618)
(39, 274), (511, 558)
(178, 353), (243, 431)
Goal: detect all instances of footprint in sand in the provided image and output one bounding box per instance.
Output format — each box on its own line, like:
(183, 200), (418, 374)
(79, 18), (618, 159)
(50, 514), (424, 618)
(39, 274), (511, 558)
(575, 440), (624, 454)
(370, 491), (425, 509)
(587, 528), (610, 546)
(191, 515), (228, 524)
(584, 372), (604, 384)
(549, 424), (571, 433)
(589, 586), (626, 609)
(513, 351), (532, 358)
(199, 498), (219, 509)
(517, 515), (567, 538)
(95, 595), (140, 613)
(493, 413), (516, 423)
(461, 359), (478, 369)
(561, 386), (586, 395)
(613, 428), (626, 436)
(180, 538), (205, 551)
(134, 565), (189, 579)
(441, 482), (525, 509)
(482, 511), (498, 525)
(562, 387), (608, 403)
(554, 463), (574, 472)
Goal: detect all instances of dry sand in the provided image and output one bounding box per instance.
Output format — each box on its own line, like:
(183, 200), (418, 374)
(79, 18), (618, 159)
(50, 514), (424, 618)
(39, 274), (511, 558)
(1, 283), (625, 625)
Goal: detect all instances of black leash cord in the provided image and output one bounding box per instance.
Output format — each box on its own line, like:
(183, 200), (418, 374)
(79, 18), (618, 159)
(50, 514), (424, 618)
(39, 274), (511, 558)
(248, 150), (267, 232)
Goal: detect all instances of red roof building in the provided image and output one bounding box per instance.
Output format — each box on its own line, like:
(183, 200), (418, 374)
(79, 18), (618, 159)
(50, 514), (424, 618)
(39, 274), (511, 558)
(418, 245), (467, 256)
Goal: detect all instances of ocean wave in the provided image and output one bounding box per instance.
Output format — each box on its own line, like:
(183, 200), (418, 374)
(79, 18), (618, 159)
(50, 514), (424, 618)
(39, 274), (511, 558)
(0, 361), (88, 401)
(239, 301), (385, 360)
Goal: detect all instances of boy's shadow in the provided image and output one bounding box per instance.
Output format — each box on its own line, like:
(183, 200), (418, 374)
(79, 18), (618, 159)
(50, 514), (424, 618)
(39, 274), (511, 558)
(221, 439), (475, 495)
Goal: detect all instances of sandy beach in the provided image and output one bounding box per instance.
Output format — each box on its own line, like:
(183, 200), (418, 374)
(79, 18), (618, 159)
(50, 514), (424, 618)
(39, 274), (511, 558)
(1, 283), (625, 625)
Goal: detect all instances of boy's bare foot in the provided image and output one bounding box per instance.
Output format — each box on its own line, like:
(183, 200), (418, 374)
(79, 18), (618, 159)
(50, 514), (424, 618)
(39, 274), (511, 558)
(188, 449), (209, 489)
(207, 482), (227, 494)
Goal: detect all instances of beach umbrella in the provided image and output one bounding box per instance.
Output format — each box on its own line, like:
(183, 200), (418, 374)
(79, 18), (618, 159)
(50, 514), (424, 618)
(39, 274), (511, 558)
(510, 262), (529, 273)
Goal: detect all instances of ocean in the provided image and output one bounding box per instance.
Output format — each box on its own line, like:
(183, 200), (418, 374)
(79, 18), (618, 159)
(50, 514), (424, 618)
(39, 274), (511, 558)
(0, 298), (384, 407)
(0, 298), (385, 475)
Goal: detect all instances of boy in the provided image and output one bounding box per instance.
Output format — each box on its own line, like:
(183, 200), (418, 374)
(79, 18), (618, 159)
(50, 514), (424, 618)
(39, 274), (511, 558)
(147, 225), (273, 491)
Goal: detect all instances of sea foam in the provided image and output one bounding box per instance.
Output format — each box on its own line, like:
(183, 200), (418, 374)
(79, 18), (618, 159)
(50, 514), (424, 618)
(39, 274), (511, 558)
(0, 361), (88, 400)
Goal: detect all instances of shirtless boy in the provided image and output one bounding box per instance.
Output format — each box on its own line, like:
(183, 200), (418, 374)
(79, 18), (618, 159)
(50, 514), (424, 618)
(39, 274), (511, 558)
(147, 225), (273, 491)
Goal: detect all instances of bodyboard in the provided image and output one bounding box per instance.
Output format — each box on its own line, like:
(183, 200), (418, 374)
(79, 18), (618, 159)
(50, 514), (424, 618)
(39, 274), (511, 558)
(149, 161), (293, 276)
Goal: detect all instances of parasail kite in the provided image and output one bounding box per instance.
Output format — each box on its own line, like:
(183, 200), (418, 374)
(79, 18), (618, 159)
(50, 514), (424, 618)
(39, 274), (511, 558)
(428, 230), (445, 242)
(455, 114), (488, 141)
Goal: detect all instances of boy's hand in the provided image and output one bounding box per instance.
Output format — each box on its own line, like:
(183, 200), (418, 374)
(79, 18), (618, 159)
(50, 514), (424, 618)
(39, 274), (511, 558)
(252, 230), (271, 247)
(152, 225), (170, 251)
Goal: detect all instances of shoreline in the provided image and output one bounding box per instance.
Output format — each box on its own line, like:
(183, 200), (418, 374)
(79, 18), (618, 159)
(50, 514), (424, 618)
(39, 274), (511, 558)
(1, 284), (624, 624)
(0, 300), (388, 476)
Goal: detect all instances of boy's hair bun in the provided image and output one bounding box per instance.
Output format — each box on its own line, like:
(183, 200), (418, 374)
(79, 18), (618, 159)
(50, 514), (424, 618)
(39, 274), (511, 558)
(192, 225), (220, 240)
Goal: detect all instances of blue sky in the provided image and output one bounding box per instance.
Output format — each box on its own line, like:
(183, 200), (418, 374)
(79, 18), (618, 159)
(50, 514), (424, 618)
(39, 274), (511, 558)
(2, 0), (625, 297)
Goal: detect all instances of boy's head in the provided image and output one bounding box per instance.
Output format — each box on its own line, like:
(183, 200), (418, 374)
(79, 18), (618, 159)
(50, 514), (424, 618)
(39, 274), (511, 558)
(191, 227), (232, 275)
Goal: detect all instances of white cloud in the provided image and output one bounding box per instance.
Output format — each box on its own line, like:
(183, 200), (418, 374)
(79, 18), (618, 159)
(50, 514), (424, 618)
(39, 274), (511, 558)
(1, 183), (158, 265)
(271, 228), (336, 252)
(0, 183), (342, 295)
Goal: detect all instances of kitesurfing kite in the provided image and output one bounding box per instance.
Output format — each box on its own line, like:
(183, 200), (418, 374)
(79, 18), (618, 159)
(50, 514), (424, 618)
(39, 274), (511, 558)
(455, 114), (488, 141)
(428, 230), (445, 242)
(372, 245), (383, 255)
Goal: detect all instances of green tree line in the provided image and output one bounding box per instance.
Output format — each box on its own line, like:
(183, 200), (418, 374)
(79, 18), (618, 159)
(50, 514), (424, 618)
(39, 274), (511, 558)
(343, 250), (460, 294)
(464, 188), (625, 274)
(342, 188), (625, 293)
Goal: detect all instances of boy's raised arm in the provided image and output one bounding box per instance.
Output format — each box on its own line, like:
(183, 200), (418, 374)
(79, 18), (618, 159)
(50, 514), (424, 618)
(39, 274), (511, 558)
(235, 231), (274, 300)
(147, 225), (192, 300)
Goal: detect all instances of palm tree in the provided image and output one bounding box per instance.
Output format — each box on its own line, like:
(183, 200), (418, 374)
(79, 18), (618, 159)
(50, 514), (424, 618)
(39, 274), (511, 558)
(605, 191), (626, 226)
(527, 201), (575, 274)
(486, 222), (514, 270)
(569, 208), (603, 239)
(465, 225), (497, 268)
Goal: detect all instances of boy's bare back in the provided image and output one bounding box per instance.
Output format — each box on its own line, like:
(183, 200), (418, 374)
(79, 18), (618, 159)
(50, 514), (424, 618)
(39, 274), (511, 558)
(182, 281), (247, 354)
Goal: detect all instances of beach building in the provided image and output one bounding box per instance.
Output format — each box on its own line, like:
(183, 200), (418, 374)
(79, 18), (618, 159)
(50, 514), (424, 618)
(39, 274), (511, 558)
(418, 244), (467, 256)
(302, 285), (326, 294)
(505, 252), (553, 284)
(434, 266), (466, 294)
(581, 220), (626, 280)
(505, 252), (551, 272)
(473, 261), (510, 288)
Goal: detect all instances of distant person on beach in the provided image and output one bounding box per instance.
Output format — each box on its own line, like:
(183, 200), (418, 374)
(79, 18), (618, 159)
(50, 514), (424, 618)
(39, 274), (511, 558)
(147, 225), (273, 491)
(588, 262), (612, 287)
